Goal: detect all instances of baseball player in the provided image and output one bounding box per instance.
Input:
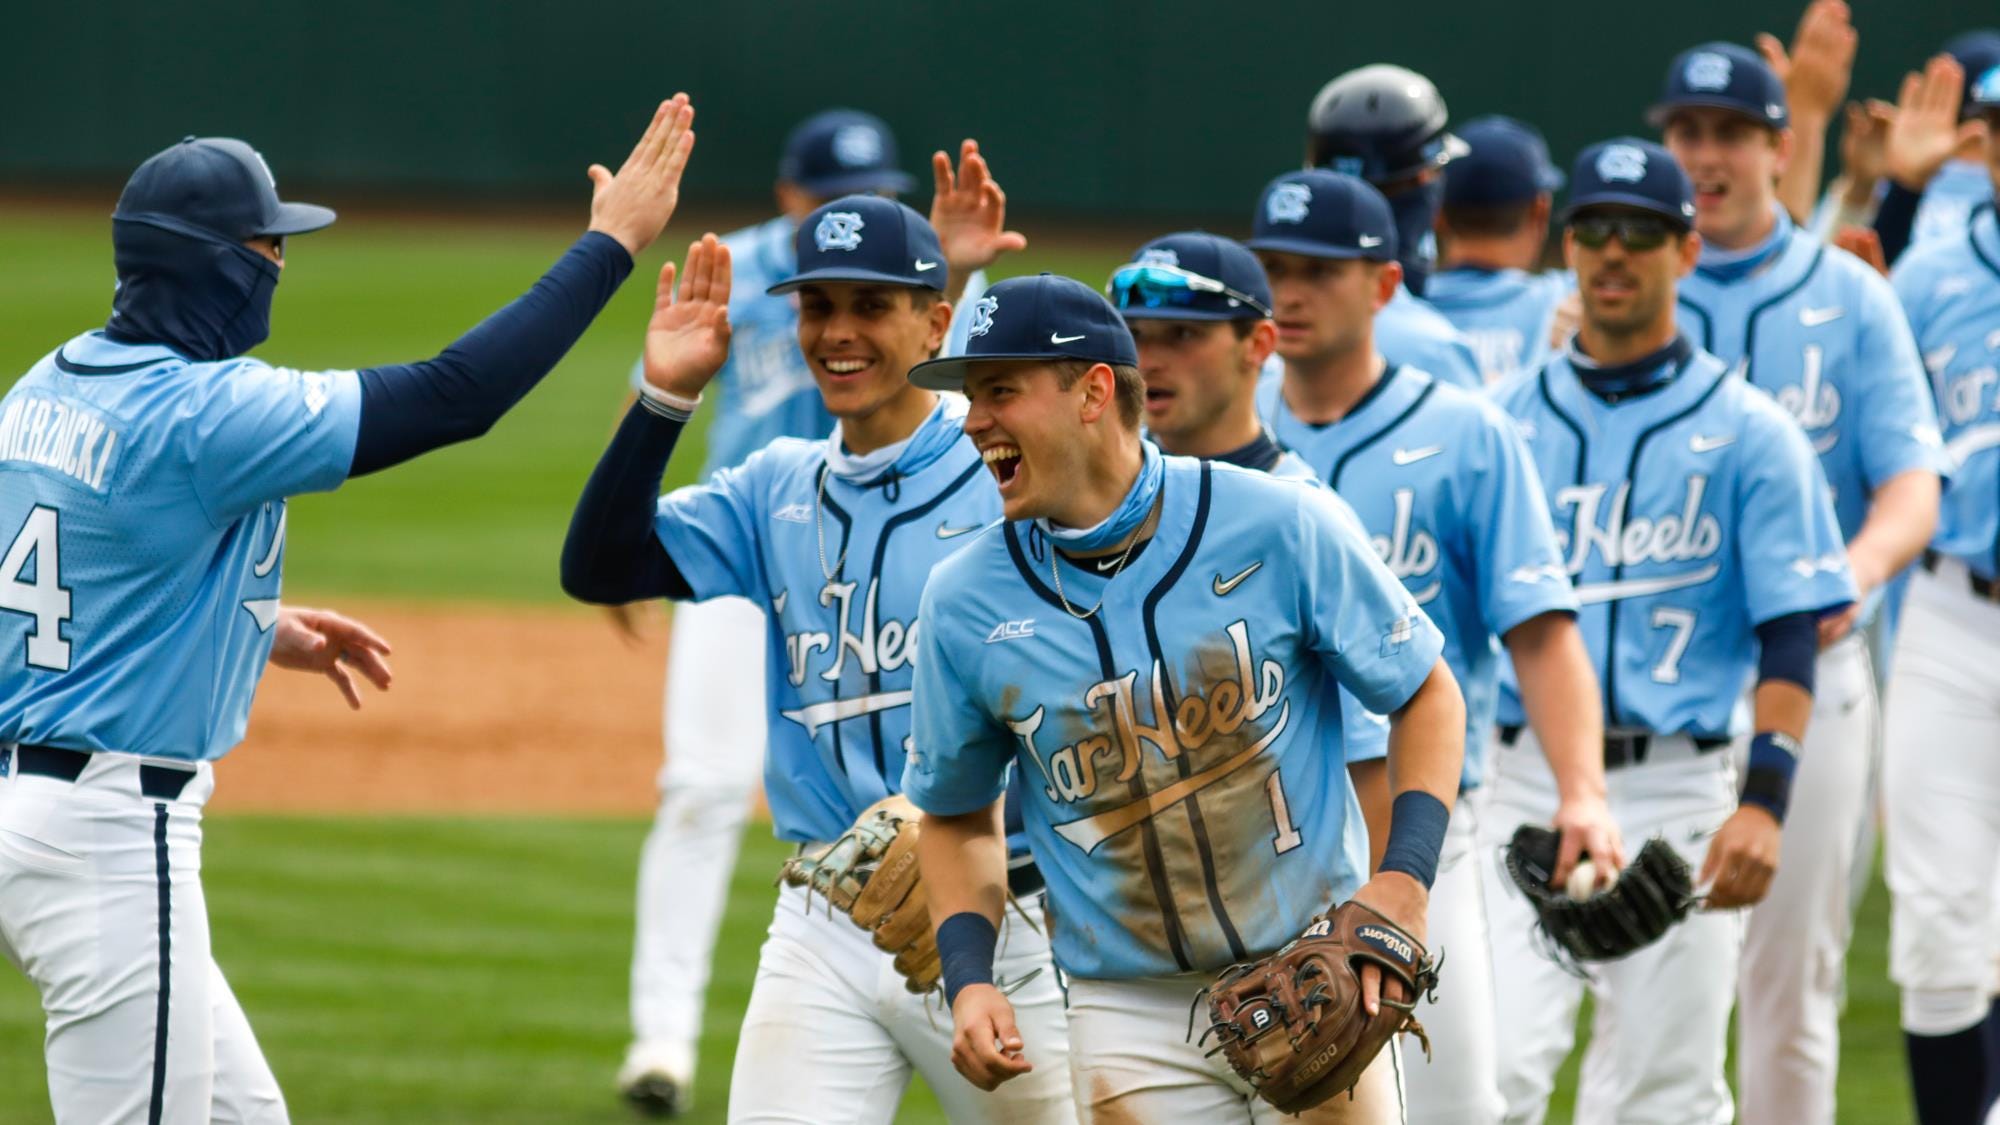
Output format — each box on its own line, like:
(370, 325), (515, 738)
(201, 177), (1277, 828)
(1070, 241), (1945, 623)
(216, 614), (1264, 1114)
(1479, 138), (1855, 1125)
(560, 197), (1073, 1124)
(1651, 43), (1952, 1121)
(613, 109), (1005, 1115)
(895, 270), (1466, 1122)
(0, 100), (698, 1125)
(1883, 65), (2000, 1125)
(1295, 64), (1484, 390)
(1246, 167), (1621, 1125)
(1427, 116), (1573, 384)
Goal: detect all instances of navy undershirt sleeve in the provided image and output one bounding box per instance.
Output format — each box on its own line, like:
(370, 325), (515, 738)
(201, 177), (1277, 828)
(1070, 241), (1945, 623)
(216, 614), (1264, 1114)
(1754, 610), (1817, 695)
(560, 400), (693, 604)
(349, 232), (634, 476)
(1872, 182), (1921, 268)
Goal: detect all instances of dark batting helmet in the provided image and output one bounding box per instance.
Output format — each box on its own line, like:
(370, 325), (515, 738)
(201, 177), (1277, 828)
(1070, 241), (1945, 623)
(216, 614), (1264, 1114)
(1305, 64), (1468, 184)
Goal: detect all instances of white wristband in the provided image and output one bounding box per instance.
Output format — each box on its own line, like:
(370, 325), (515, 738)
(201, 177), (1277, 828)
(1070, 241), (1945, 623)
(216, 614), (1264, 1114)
(638, 382), (702, 419)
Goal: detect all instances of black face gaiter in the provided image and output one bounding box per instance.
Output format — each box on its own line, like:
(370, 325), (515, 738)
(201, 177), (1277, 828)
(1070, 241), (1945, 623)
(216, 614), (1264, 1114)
(106, 220), (279, 361)
(1388, 177), (1446, 298)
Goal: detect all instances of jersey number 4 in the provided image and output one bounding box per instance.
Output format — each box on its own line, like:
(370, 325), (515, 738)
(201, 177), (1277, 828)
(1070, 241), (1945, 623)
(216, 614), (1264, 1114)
(1, 506), (72, 671)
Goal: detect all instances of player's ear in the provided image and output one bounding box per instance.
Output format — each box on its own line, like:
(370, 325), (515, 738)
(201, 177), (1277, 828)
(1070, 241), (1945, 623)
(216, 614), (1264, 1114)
(1372, 260), (1403, 311)
(924, 294), (952, 356)
(1561, 228), (1578, 271)
(1077, 362), (1116, 425)
(1676, 230), (1702, 277)
(1244, 319), (1279, 373)
(1770, 126), (1794, 180)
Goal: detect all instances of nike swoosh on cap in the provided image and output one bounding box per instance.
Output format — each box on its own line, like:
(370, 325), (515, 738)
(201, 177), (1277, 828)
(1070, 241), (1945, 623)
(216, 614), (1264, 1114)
(1051, 332), (1086, 344)
(914, 259), (939, 271)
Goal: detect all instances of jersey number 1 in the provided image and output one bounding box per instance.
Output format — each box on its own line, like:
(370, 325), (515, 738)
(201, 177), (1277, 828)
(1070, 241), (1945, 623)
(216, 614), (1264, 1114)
(1, 506), (71, 671)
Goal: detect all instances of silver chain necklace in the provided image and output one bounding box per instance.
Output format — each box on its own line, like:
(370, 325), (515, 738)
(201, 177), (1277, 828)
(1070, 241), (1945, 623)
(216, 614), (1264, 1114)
(1049, 517), (1146, 620)
(815, 467), (849, 592)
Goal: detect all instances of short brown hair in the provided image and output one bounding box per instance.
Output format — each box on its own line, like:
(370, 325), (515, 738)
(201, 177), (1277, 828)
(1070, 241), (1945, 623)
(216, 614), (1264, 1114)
(1440, 201), (1535, 239)
(1052, 360), (1144, 430)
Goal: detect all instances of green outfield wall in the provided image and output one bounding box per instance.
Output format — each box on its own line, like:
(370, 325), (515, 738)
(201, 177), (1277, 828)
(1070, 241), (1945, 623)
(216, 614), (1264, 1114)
(1, 1), (1977, 219)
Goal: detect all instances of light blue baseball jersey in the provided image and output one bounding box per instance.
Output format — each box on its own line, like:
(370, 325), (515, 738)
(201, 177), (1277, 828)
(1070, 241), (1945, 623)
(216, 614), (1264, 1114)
(1914, 161), (1997, 251)
(903, 455), (1445, 979)
(1678, 223), (1950, 548)
(1491, 347), (1855, 735)
(1376, 286), (1483, 390)
(654, 397), (1000, 844)
(1258, 367), (1576, 788)
(0, 332), (362, 760)
(1892, 205), (2000, 579)
(1426, 267), (1574, 384)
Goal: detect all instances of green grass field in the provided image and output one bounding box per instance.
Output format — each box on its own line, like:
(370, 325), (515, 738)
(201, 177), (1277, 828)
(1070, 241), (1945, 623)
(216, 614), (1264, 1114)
(0, 207), (1923, 1122)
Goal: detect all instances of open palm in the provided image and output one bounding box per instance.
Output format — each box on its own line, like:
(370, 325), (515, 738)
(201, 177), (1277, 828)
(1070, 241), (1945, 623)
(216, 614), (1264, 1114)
(643, 233), (733, 400)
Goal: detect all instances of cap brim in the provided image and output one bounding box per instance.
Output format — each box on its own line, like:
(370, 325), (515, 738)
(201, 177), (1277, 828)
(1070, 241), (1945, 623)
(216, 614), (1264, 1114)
(1118, 305), (1264, 322)
(909, 351), (1123, 392)
(1645, 97), (1784, 128)
(1244, 235), (1386, 260)
(792, 169), (917, 197)
(1439, 132), (1472, 162)
(1563, 194), (1694, 228)
(260, 201), (337, 236)
(767, 266), (943, 296)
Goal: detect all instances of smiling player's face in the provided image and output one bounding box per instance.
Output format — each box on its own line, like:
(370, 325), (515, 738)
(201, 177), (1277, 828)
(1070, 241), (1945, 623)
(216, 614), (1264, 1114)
(963, 361), (1095, 523)
(795, 282), (950, 422)
(1661, 107), (1789, 250)
(1256, 252), (1390, 366)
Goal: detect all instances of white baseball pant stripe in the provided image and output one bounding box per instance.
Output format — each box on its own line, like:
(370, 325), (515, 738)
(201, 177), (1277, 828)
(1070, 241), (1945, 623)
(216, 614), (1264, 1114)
(1401, 788), (1504, 1125)
(630, 593), (769, 1052)
(1065, 970), (1403, 1123)
(726, 882), (1075, 1123)
(0, 753), (286, 1124)
(1479, 731), (1742, 1125)
(1736, 632), (1877, 1124)
(1886, 563), (2000, 1036)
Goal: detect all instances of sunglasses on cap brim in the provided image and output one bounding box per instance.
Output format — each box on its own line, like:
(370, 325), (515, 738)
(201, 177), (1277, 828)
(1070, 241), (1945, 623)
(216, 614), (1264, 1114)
(1568, 213), (1682, 252)
(1108, 263), (1273, 319)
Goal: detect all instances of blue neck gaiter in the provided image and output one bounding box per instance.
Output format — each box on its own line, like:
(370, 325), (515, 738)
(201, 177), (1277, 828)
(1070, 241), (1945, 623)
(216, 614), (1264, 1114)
(1037, 440), (1164, 551)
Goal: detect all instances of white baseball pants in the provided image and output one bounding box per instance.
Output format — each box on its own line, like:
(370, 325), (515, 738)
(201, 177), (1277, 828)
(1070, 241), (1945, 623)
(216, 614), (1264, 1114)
(0, 753), (286, 1124)
(1400, 790), (1504, 1125)
(1480, 731), (1743, 1125)
(727, 882), (1075, 1123)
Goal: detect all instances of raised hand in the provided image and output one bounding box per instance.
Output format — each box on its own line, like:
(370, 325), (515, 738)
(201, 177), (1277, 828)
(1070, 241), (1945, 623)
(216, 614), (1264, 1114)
(588, 95), (698, 257)
(643, 233), (734, 400)
(1885, 55), (1989, 190)
(268, 605), (393, 710)
(931, 140), (1027, 289)
(1757, 0), (1856, 126)
(1837, 100), (1895, 197)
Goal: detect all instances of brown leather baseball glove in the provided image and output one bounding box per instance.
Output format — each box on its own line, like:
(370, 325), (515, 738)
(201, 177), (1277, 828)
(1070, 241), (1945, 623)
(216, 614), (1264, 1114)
(1201, 899), (1439, 1113)
(777, 794), (939, 992)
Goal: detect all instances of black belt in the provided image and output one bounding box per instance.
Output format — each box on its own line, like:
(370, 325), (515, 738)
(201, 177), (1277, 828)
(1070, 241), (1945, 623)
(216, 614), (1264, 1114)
(1498, 726), (1729, 769)
(1007, 860), (1046, 898)
(1923, 549), (2000, 601)
(12, 745), (195, 801)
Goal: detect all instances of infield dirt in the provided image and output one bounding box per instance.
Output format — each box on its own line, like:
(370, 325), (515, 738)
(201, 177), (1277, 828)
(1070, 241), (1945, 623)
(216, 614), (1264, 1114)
(213, 600), (678, 814)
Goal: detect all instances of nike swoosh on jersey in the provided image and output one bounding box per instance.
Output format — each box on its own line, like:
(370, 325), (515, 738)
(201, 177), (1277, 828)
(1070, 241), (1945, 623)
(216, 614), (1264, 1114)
(780, 690), (912, 737)
(1688, 433), (1735, 453)
(773, 590), (790, 614)
(1212, 562), (1262, 596)
(242, 598), (282, 632)
(936, 523), (981, 539)
(253, 507), (286, 577)
(1798, 306), (1844, 327)
(1571, 563), (1722, 605)
(1391, 446), (1444, 465)
(1050, 700), (1289, 853)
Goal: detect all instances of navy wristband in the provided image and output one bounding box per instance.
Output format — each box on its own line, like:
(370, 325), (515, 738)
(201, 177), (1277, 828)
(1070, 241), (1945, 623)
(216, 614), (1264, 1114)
(1741, 731), (1801, 823)
(1379, 790), (1450, 888)
(937, 912), (998, 1006)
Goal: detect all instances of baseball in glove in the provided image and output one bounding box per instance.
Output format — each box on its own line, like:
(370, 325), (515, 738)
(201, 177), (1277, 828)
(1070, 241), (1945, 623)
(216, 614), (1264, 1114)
(1200, 900), (1439, 1114)
(1503, 824), (1694, 965)
(778, 794), (939, 993)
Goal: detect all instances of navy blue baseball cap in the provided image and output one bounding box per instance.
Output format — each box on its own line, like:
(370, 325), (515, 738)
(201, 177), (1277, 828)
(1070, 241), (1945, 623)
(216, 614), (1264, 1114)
(1246, 170), (1398, 261)
(1972, 63), (2000, 112)
(1946, 31), (2000, 116)
(767, 195), (946, 295)
(1563, 138), (1696, 229)
(1443, 116), (1565, 207)
(1110, 232), (1273, 322)
(907, 274), (1139, 391)
(1648, 43), (1788, 130)
(112, 136), (335, 243)
(777, 109), (915, 197)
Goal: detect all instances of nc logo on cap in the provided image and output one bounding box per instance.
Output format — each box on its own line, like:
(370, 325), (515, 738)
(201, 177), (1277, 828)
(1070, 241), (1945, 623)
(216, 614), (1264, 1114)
(1267, 182), (1312, 225)
(1596, 144), (1649, 184)
(1685, 52), (1732, 92)
(815, 211), (866, 252)
(832, 125), (882, 169)
(968, 295), (998, 339)
(1137, 247), (1179, 267)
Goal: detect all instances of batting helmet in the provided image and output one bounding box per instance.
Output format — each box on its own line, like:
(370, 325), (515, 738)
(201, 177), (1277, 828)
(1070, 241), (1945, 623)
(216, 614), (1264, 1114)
(1305, 64), (1468, 184)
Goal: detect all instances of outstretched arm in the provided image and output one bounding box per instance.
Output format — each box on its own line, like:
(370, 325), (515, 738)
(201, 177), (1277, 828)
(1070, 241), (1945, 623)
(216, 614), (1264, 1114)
(350, 97), (698, 476)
